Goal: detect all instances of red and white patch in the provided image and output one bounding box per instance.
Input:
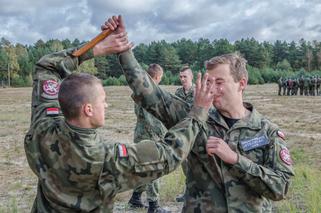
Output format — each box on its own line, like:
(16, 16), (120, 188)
(43, 80), (59, 96)
(118, 144), (128, 158)
(277, 130), (285, 140)
(46, 107), (59, 115)
(279, 148), (292, 165)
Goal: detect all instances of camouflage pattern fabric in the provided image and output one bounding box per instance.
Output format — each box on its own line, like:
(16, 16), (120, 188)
(24, 47), (209, 212)
(175, 85), (195, 106)
(133, 103), (167, 201)
(175, 86), (195, 176)
(119, 50), (295, 213)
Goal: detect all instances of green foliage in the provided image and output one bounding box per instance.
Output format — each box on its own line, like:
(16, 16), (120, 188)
(276, 59), (292, 71)
(247, 66), (265, 84)
(2, 36), (321, 87)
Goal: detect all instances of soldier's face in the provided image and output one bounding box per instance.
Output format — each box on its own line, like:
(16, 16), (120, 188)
(90, 84), (107, 128)
(179, 70), (193, 89)
(207, 64), (244, 112)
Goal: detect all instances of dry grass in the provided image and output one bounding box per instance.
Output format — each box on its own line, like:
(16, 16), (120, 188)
(0, 84), (320, 212)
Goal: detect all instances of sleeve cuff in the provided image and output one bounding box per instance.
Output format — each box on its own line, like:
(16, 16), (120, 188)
(188, 106), (208, 123)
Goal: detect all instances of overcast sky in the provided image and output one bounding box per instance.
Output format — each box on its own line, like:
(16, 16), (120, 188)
(0, 0), (320, 45)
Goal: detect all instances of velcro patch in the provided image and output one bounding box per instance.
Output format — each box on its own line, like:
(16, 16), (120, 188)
(279, 148), (292, 165)
(41, 80), (60, 99)
(118, 144), (128, 158)
(46, 108), (59, 116)
(240, 135), (269, 152)
(277, 130), (285, 140)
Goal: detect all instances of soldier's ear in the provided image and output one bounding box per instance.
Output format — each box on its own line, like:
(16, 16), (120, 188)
(239, 77), (247, 92)
(83, 103), (94, 117)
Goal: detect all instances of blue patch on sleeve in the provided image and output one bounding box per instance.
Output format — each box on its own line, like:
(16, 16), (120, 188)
(240, 135), (269, 151)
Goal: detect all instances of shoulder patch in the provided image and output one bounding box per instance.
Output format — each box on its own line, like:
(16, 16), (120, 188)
(118, 144), (128, 158)
(46, 107), (60, 116)
(279, 148), (292, 165)
(277, 130), (285, 140)
(41, 79), (60, 99)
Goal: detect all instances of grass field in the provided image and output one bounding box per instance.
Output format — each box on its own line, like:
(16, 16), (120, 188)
(0, 84), (321, 212)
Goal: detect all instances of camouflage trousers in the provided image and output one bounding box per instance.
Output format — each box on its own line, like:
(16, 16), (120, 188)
(133, 179), (159, 202)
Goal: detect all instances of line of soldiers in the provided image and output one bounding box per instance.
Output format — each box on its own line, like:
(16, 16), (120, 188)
(278, 76), (321, 96)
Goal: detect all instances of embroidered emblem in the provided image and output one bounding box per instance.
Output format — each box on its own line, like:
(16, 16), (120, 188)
(41, 80), (59, 99)
(279, 148), (292, 165)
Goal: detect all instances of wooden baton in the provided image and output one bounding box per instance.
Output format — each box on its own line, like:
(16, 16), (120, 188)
(72, 29), (113, 57)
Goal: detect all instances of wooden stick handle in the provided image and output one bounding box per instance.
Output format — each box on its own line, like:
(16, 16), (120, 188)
(72, 29), (113, 57)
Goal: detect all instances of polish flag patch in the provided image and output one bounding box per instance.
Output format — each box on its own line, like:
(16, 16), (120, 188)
(279, 148), (292, 165)
(277, 130), (285, 140)
(46, 108), (59, 115)
(118, 144), (128, 158)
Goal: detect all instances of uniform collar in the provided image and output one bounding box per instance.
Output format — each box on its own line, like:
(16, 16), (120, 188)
(64, 120), (97, 135)
(208, 102), (262, 130)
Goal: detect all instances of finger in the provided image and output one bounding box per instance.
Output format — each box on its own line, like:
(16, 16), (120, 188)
(106, 19), (116, 31)
(118, 15), (125, 28)
(111, 16), (118, 28)
(206, 76), (216, 96)
(195, 72), (202, 96)
(201, 73), (209, 92)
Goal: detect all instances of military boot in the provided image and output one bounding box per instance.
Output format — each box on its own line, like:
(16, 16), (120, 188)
(128, 192), (147, 208)
(147, 200), (171, 213)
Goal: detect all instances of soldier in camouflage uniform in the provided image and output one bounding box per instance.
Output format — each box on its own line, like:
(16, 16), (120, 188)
(175, 66), (195, 104)
(316, 76), (321, 95)
(174, 66), (195, 202)
(299, 76), (304, 95)
(277, 77), (283, 96)
(107, 15), (294, 213)
(128, 64), (169, 213)
(24, 23), (215, 212)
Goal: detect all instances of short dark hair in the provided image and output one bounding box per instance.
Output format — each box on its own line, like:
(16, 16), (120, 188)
(180, 65), (191, 73)
(205, 52), (248, 82)
(58, 73), (102, 120)
(147, 64), (163, 78)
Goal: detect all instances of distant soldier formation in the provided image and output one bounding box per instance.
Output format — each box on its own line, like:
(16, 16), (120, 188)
(278, 76), (321, 96)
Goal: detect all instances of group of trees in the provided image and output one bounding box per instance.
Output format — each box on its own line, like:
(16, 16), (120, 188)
(1, 36), (321, 87)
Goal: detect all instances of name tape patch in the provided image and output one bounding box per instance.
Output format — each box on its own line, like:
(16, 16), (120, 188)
(240, 135), (269, 152)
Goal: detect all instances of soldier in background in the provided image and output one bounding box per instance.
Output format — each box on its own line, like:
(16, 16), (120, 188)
(108, 15), (294, 212)
(282, 78), (287, 96)
(174, 66), (195, 202)
(277, 77), (283, 96)
(287, 78), (293, 96)
(299, 76), (304, 95)
(292, 78), (299, 96)
(316, 76), (321, 95)
(128, 64), (169, 213)
(311, 76), (316, 96)
(24, 20), (214, 212)
(175, 66), (195, 104)
(304, 77), (309, 96)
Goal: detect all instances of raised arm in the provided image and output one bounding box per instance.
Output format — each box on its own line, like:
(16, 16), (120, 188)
(30, 30), (132, 125)
(99, 73), (216, 198)
(104, 15), (190, 129)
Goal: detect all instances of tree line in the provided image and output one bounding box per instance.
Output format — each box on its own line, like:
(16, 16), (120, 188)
(1, 36), (321, 87)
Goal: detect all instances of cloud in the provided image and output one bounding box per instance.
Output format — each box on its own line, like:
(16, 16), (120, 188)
(0, 0), (321, 44)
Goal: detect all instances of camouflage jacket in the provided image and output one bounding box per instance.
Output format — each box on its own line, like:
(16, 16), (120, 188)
(24, 47), (209, 212)
(134, 103), (167, 143)
(175, 85), (195, 105)
(119, 50), (295, 213)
